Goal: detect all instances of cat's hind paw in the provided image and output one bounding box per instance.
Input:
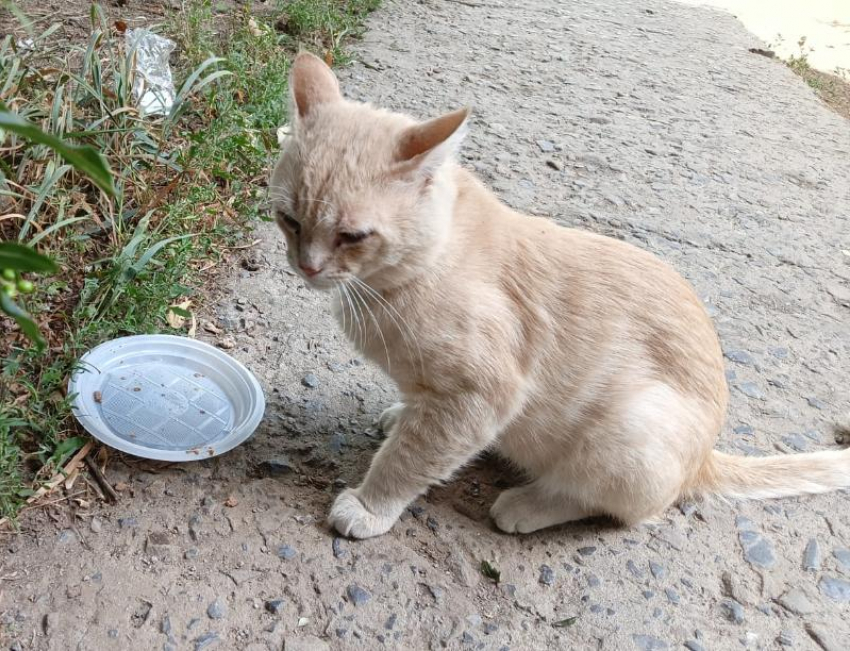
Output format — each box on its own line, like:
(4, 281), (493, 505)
(328, 489), (398, 539)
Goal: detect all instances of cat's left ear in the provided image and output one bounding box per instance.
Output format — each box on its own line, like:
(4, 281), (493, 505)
(289, 51), (342, 121)
(395, 107), (470, 177)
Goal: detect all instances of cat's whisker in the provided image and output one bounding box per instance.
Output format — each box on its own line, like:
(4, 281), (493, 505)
(341, 283), (365, 351)
(335, 285), (348, 336)
(350, 277), (424, 377)
(347, 281), (392, 373)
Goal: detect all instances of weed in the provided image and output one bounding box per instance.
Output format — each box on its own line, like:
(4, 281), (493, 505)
(0, 0), (380, 521)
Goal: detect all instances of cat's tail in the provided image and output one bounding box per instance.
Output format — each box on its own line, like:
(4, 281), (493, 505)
(693, 418), (850, 500)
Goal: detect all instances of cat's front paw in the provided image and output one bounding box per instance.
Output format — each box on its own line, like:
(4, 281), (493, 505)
(376, 402), (405, 433)
(328, 489), (398, 539)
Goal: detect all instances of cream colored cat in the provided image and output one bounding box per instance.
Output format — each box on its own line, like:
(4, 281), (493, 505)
(270, 52), (850, 539)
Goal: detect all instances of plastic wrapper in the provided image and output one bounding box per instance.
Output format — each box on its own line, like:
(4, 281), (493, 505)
(126, 29), (176, 116)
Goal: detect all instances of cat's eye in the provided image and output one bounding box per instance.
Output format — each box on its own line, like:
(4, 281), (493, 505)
(278, 212), (300, 234)
(338, 231), (372, 246)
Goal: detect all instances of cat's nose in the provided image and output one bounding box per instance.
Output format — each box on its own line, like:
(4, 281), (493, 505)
(299, 264), (323, 277)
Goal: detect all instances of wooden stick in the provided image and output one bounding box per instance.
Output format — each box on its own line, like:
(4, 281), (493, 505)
(84, 455), (119, 503)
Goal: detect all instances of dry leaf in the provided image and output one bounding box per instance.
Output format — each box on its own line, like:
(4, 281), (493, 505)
(224, 496), (238, 508)
(114, 19), (127, 33)
(166, 299), (192, 329)
(114, 481), (130, 492)
(324, 50), (334, 67)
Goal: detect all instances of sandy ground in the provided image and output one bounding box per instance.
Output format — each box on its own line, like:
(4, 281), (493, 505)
(3, 0), (850, 649)
(674, 0), (850, 73)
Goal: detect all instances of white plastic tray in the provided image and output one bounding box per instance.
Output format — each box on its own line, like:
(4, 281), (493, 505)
(68, 335), (265, 461)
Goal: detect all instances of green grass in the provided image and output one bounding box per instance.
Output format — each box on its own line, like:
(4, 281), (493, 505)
(0, 0), (380, 522)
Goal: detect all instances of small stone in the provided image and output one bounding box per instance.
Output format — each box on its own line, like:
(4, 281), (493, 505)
(57, 530), (76, 544)
(649, 561), (666, 579)
(803, 538), (821, 571)
(384, 614), (397, 630)
(721, 599), (745, 624)
(118, 517), (138, 529)
(426, 516), (439, 532)
(733, 424), (754, 436)
(778, 588), (815, 615)
(768, 347), (788, 359)
(265, 599), (285, 615)
(217, 336), (235, 350)
(631, 634), (669, 650)
(461, 631), (475, 645)
(833, 548), (850, 570)
(185, 547), (200, 560)
(577, 546), (597, 556)
(626, 560), (645, 578)
(301, 373), (320, 388)
(684, 642), (705, 651)
(819, 576), (850, 602)
(277, 544), (297, 560)
(536, 139), (555, 152)
(782, 433), (809, 452)
(160, 616), (172, 635)
(736, 382), (764, 400)
(207, 600), (226, 620)
(90, 518), (103, 533)
(545, 159), (561, 171)
(193, 632), (219, 651)
(332, 537), (347, 559)
(539, 564), (555, 586)
(642, 590), (654, 600)
(664, 588), (680, 605)
(346, 584), (371, 606)
(724, 350), (753, 365)
(678, 502), (697, 517)
(258, 457), (294, 477)
(586, 574), (601, 588)
(739, 528), (776, 568)
(806, 397), (826, 410)
(483, 623), (498, 635)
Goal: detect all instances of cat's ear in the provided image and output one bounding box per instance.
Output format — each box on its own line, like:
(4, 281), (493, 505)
(395, 108), (470, 177)
(289, 51), (342, 120)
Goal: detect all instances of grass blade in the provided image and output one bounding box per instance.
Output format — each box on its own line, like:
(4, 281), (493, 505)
(0, 242), (57, 272)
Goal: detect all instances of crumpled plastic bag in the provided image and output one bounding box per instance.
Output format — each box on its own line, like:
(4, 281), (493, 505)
(126, 29), (176, 116)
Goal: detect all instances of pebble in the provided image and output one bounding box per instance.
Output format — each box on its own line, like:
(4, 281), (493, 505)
(207, 600), (226, 620)
(833, 548), (850, 570)
(683, 641), (705, 651)
(483, 623), (498, 635)
(626, 560), (645, 578)
(806, 397), (826, 410)
(332, 537), (347, 559)
(539, 564), (555, 586)
(118, 517), (138, 529)
(536, 139), (555, 152)
(302, 373), (320, 388)
(819, 576), (850, 602)
(724, 350), (753, 365)
(664, 588), (680, 605)
(347, 584), (371, 606)
(185, 547), (200, 560)
(107, 629), (119, 638)
(277, 544), (297, 560)
(721, 599), (745, 624)
(733, 424), (754, 436)
(265, 600), (285, 615)
(777, 630), (794, 647)
(577, 546), (597, 556)
(631, 634), (669, 650)
(259, 457), (294, 477)
(803, 538), (821, 571)
(385, 614), (397, 630)
(649, 561), (666, 579)
(642, 590), (654, 600)
(737, 522), (776, 569)
(90, 518), (103, 533)
(217, 336), (235, 350)
(782, 433), (808, 452)
(193, 632), (220, 650)
(736, 381), (764, 400)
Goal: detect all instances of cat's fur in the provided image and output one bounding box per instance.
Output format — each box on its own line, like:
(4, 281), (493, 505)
(270, 52), (850, 538)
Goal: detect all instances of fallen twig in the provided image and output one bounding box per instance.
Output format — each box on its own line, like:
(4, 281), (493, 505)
(84, 454), (119, 503)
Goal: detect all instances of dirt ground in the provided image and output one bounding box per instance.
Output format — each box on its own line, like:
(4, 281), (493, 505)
(3, 0), (850, 650)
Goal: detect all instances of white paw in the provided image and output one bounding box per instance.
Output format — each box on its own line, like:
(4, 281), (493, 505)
(490, 488), (531, 534)
(376, 402), (404, 433)
(328, 489), (398, 539)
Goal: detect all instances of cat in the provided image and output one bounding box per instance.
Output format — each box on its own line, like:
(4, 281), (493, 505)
(269, 52), (850, 539)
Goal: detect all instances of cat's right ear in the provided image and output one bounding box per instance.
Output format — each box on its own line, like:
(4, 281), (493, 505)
(394, 107), (470, 178)
(289, 51), (342, 121)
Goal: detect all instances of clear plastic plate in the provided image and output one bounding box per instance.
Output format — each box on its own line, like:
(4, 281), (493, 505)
(68, 335), (265, 461)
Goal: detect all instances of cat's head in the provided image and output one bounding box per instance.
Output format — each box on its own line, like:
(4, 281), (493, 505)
(269, 52), (469, 291)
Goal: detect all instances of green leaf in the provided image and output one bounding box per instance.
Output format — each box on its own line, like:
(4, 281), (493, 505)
(0, 290), (45, 349)
(0, 242), (57, 273)
(480, 560), (501, 583)
(168, 306), (191, 318)
(552, 617), (578, 628)
(53, 436), (86, 466)
(0, 105), (115, 196)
